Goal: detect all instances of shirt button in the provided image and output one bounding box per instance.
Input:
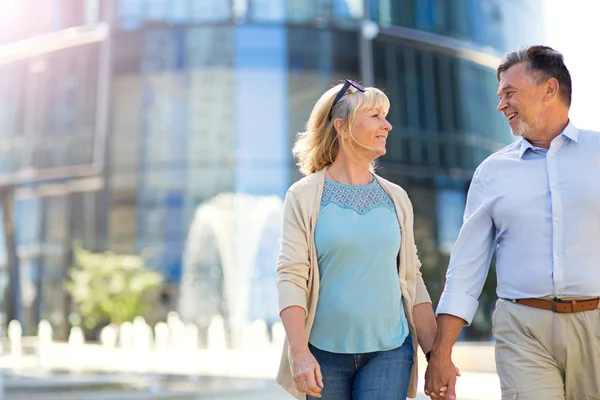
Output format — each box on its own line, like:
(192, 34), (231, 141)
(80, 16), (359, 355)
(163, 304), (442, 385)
(554, 256), (559, 261)
(552, 183), (557, 188)
(554, 217), (560, 223)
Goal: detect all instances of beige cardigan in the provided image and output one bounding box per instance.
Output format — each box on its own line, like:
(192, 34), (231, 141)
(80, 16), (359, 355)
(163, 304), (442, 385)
(276, 167), (432, 399)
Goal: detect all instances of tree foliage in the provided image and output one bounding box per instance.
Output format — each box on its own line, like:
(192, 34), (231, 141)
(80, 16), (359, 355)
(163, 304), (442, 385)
(65, 244), (163, 330)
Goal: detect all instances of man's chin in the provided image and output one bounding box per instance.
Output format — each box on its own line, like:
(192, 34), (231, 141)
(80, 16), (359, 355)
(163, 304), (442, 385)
(510, 127), (524, 137)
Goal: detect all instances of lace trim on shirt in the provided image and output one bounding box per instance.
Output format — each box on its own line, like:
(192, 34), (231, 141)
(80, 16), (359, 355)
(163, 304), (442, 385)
(321, 178), (396, 215)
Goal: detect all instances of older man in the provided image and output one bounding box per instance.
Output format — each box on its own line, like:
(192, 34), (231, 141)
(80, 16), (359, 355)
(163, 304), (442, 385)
(425, 45), (600, 400)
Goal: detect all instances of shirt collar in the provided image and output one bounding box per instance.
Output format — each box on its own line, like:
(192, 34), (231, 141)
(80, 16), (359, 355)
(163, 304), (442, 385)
(561, 120), (579, 142)
(518, 139), (534, 159)
(518, 120), (578, 159)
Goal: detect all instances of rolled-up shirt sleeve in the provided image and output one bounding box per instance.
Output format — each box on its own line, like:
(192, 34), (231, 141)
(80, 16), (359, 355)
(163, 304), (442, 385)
(436, 167), (496, 325)
(276, 190), (310, 317)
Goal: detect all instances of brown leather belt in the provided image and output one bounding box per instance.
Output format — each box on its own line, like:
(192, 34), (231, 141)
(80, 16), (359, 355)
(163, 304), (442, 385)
(511, 298), (600, 313)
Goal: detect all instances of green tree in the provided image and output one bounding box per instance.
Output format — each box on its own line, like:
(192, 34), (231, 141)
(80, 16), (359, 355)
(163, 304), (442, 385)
(65, 244), (163, 331)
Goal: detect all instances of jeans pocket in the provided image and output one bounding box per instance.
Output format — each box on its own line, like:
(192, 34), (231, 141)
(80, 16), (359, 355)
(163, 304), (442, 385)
(501, 389), (517, 399)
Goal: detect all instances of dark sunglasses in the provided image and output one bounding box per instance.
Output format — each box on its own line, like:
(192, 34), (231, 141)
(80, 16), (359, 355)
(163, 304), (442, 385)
(327, 79), (366, 121)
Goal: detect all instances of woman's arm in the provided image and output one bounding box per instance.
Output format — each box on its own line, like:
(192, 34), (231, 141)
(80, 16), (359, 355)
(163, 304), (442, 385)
(277, 190), (310, 314)
(280, 306), (323, 397)
(412, 302), (437, 354)
(277, 190), (323, 397)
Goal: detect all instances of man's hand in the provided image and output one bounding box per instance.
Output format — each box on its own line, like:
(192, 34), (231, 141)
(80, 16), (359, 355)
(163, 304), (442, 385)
(424, 353), (459, 399)
(290, 349), (324, 398)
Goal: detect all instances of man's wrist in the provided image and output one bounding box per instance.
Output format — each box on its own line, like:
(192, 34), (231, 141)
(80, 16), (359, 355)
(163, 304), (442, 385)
(430, 343), (453, 359)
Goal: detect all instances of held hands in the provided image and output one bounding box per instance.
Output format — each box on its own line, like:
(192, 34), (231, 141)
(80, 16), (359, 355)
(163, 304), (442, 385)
(290, 348), (324, 398)
(424, 353), (461, 400)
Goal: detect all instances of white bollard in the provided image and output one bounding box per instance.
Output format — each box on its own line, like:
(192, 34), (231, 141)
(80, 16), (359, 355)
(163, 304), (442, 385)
(68, 326), (85, 371)
(37, 320), (53, 370)
(207, 315), (227, 375)
(133, 317), (153, 352)
(119, 322), (134, 350)
(8, 320), (22, 369)
(167, 312), (186, 353)
(207, 315), (227, 351)
(154, 322), (169, 353)
(100, 324), (118, 349)
(132, 317), (153, 373)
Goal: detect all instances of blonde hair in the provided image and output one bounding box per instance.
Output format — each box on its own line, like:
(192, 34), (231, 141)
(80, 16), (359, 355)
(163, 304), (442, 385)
(292, 82), (390, 176)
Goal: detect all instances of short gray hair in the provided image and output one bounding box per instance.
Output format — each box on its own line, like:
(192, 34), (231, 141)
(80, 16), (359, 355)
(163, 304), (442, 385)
(497, 45), (572, 107)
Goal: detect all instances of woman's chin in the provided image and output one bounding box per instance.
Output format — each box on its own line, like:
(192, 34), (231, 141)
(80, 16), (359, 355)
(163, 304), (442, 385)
(371, 148), (386, 160)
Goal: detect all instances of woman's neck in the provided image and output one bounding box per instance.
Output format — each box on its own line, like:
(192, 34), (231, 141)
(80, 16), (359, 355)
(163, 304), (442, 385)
(328, 155), (372, 185)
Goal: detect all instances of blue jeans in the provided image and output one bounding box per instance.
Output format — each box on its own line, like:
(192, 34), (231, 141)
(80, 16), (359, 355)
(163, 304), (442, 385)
(307, 335), (414, 400)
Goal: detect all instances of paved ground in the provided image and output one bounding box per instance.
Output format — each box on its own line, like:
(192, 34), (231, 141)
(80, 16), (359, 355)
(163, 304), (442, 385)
(0, 341), (500, 399)
(197, 372), (501, 400)
(0, 370), (500, 400)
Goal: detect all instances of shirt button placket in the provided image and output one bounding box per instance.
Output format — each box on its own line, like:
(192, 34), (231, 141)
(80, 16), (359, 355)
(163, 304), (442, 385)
(548, 139), (564, 295)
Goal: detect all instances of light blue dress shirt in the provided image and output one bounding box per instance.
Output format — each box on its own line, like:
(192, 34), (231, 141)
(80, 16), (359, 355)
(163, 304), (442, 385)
(309, 178), (409, 353)
(437, 121), (600, 324)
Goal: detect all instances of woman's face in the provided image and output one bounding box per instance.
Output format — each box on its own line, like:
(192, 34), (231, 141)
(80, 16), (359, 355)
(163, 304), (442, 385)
(344, 107), (392, 160)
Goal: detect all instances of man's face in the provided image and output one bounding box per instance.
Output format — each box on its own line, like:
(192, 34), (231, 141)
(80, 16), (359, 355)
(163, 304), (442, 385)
(496, 62), (546, 138)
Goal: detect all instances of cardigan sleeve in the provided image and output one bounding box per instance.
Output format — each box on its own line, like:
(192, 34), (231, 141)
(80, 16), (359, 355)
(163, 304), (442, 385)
(414, 245), (432, 305)
(276, 190), (310, 317)
(399, 187), (432, 306)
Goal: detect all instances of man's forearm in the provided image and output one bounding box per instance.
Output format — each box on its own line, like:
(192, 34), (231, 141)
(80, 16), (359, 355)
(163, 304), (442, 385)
(431, 314), (467, 357)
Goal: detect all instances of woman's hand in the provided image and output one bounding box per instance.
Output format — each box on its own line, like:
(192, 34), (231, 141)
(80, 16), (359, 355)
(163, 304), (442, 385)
(291, 348), (324, 398)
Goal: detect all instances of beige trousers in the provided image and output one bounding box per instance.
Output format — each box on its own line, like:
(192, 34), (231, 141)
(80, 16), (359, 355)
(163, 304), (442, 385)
(493, 299), (600, 400)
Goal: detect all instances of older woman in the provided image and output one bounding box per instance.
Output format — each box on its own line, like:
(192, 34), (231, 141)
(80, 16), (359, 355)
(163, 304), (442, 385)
(276, 80), (456, 399)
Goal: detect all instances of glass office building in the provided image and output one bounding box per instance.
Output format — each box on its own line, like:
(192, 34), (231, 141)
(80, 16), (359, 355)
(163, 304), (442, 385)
(0, 0), (545, 339)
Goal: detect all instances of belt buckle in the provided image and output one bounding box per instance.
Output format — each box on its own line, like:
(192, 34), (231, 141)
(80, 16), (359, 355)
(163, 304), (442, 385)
(552, 297), (563, 312)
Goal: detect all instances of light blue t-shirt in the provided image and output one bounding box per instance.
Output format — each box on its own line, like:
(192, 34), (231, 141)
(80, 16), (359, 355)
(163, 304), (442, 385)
(309, 177), (409, 354)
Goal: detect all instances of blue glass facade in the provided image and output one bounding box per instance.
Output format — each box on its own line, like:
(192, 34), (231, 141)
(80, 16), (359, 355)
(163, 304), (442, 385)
(0, 0), (544, 338)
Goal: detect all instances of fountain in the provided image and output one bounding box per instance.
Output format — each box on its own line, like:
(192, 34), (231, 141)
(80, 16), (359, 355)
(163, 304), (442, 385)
(179, 193), (283, 349)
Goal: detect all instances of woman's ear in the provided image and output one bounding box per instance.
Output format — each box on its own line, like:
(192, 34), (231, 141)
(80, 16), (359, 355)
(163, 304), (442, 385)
(333, 118), (346, 138)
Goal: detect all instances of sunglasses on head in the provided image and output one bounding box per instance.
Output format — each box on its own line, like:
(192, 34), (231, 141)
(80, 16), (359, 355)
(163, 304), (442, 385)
(327, 79), (366, 121)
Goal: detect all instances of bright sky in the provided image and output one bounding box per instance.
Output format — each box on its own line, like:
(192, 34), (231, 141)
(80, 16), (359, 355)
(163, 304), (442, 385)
(544, 0), (600, 131)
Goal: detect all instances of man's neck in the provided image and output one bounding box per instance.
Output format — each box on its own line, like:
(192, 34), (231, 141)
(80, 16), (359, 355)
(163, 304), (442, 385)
(526, 117), (569, 149)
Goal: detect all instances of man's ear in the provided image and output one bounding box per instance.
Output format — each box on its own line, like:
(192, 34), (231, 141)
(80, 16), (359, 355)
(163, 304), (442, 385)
(544, 77), (560, 101)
